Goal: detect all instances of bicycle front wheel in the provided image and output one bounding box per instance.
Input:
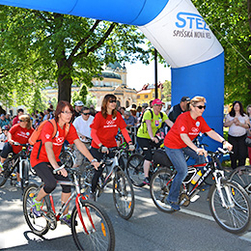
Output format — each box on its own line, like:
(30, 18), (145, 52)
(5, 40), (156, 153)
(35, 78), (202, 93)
(0, 159), (12, 187)
(21, 159), (30, 189)
(113, 169), (135, 220)
(150, 168), (176, 213)
(23, 184), (50, 236)
(209, 180), (251, 234)
(126, 154), (145, 187)
(71, 200), (115, 251)
(228, 166), (251, 195)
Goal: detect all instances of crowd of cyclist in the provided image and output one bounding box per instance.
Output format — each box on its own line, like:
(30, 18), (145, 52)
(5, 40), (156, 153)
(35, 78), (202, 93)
(2, 94), (249, 217)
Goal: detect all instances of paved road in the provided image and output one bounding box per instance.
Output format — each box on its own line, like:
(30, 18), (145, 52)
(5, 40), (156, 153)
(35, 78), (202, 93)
(0, 180), (251, 251)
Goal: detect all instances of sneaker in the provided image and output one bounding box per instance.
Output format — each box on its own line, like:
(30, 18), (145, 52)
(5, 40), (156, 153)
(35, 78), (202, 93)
(143, 177), (150, 186)
(166, 198), (180, 211)
(61, 213), (71, 228)
(0, 162), (3, 173)
(32, 197), (42, 217)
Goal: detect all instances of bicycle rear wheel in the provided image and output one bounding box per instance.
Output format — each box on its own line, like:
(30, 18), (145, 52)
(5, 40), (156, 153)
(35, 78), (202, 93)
(0, 159), (13, 187)
(23, 184), (50, 236)
(150, 168), (176, 213)
(228, 166), (251, 195)
(21, 159), (30, 190)
(71, 200), (115, 251)
(126, 154), (145, 187)
(209, 180), (251, 234)
(112, 169), (135, 220)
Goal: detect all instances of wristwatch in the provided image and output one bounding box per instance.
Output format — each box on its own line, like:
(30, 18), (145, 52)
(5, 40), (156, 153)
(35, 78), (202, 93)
(222, 140), (226, 144)
(91, 158), (98, 163)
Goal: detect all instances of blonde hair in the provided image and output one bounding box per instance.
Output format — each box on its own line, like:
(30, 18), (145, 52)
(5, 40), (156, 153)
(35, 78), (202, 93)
(189, 96), (206, 109)
(19, 114), (32, 129)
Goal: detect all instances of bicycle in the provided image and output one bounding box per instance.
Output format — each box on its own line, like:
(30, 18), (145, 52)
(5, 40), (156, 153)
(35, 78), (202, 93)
(228, 165), (251, 195)
(23, 165), (115, 251)
(81, 147), (135, 220)
(126, 136), (205, 187)
(0, 142), (34, 191)
(150, 148), (251, 234)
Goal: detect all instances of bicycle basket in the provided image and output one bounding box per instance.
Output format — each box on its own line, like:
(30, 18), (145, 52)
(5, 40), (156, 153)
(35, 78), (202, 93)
(153, 149), (172, 167)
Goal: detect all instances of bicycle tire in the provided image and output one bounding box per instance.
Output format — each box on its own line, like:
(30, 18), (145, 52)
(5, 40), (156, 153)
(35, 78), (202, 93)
(126, 153), (145, 187)
(0, 159), (13, 187)
(228, 166), (251, 195)
(113, 169), (135, 220)
(59, 150), (74, 168)
(150, 168), (176, 213)
(21, 160), (29, 189)
(23, 184), (50, 236)
(209, 180), (251, 234)
(71, 200), (115, 251)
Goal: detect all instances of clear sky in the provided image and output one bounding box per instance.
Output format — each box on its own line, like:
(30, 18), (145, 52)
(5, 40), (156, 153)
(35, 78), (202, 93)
(125, 61), (171, 91)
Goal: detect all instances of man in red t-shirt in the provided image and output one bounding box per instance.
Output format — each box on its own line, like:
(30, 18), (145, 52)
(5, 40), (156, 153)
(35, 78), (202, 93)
(164, 96), (232, 211)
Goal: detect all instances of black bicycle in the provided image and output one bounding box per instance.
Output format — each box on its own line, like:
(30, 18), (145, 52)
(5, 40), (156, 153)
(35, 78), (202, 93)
(150, 148), (251, 234)
(81, 147), (135, 220)
(0, 142), (34, 190)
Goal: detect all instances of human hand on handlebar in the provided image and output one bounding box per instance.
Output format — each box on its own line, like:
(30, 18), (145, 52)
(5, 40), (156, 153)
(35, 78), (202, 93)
(196, 148), (208, 157)
(151, 137), (159, 144)
(223, 141), (232, 151)
(53, 165), (68, 177)
(99, 145), (109, 154)
(128, 144), (135, 151)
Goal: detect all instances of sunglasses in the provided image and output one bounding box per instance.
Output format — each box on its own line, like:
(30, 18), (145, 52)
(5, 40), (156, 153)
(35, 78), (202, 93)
(109, 100), (117, 103)
(83, 112), (91, 115)
(19, 119), (28, 122)
(194, 105), (206, 110)
(61, 111), (73, 115)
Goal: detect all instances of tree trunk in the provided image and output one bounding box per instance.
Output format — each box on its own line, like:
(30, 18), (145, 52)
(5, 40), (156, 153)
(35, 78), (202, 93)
(57, 74), (72, 102)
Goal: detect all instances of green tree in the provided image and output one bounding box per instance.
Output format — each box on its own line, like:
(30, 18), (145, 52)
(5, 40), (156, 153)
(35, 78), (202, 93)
(192, 0), (251, 107)
(161, 80), (171, 102)
(0, 6), (149, 106)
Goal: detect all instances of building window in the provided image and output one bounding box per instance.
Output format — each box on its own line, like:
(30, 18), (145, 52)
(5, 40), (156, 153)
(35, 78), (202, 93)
(144, 95), (148, 98)
(137, 95), (140, 99)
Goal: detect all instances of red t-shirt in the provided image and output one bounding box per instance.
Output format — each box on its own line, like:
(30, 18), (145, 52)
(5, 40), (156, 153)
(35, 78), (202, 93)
(30, 121), (78, 167)
(9, 124), (34, 154)
(90, 112), (127, 148)
(12, 116), (19, 126)
(164, 111), (211, 149)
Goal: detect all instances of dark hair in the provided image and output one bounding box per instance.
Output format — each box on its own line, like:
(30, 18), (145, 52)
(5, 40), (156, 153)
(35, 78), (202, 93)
(55, 100), (74, 123)
(229, 101), (245, 117)
(101, 94), (117, 119)
(17, 108), (24, 114)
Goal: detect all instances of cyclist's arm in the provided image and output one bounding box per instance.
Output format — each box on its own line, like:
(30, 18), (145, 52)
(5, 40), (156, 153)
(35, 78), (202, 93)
(90, 128), (102, 147)
(206, 130), (232, 150)
(180, 133), (207, 156)
(164, 119), (173, 128)
(7, 131), (14, 144)
(146, 120), (154, 139)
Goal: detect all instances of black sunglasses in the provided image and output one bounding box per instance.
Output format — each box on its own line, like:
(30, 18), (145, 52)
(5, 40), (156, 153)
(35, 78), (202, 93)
(19, 119), (28, 122)
(195, 105), (206, 110)
(109, 100), (117, 103)
(83, 112), (91, 115)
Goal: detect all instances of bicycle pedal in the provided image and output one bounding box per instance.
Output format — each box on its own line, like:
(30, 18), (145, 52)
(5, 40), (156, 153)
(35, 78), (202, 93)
(190, 195), (200, 202)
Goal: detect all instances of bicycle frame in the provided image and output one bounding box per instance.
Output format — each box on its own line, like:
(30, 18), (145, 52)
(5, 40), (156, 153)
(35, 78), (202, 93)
(42, 170), (95, 234)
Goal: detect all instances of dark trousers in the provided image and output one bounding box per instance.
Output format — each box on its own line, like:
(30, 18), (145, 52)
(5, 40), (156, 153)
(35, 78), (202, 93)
(228, 134), (247, 169)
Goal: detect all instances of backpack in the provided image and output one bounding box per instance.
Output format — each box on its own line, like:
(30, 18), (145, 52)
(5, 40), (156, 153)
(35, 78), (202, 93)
(138, 109), (164, 133)
(29, 119), (70, 159)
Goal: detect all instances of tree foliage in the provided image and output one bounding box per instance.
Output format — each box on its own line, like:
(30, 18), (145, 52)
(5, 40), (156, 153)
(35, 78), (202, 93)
(0, 6), (150, 109)
(192, 0), (251, 107)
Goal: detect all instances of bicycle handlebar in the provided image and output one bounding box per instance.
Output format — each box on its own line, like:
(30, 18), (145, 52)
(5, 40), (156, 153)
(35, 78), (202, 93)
(53, 164), (66, 174)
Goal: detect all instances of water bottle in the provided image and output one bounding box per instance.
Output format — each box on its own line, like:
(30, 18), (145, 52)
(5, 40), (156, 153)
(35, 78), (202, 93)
(191, 170), (202, 185)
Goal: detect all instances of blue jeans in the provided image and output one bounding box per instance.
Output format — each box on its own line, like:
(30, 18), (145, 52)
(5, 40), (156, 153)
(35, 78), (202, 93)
(164, 146), (205, 203)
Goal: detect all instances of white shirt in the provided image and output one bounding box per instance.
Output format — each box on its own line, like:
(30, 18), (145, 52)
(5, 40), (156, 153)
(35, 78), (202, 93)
(225, 114), (249, 137)
(0, 133), (7, 150)
(73, 115), (94, 139)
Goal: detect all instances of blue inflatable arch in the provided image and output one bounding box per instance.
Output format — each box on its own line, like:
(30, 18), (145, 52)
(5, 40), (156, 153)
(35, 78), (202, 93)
(0, 0), (224, 149)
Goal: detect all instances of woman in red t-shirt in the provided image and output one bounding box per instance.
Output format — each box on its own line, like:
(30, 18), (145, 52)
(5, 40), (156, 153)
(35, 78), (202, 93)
(0, 114), (34, 186)
(89, 94), (134, 200)
(164, 96), (232, 211)
(30, 101), (99, 226)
